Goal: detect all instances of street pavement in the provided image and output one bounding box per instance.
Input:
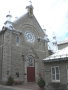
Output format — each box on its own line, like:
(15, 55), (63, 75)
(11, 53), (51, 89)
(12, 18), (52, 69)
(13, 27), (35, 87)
(0, 85), (13, 90)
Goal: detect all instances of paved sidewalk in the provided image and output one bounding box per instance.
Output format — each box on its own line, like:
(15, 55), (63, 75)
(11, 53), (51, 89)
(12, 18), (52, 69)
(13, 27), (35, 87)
(0, 83), (39, 90)
(13, 82), (39, 90)
(0, 85), (30, 90)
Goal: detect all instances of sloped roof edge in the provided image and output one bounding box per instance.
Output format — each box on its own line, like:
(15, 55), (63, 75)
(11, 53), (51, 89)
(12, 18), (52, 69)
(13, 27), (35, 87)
(43, 46), (68, 61)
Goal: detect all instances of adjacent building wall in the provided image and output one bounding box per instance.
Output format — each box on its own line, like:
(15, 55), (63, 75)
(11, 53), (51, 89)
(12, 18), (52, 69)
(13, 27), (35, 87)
(44, 61), (68, 90)
(0, 33), (4, 81)
(2, 30), (12, 81)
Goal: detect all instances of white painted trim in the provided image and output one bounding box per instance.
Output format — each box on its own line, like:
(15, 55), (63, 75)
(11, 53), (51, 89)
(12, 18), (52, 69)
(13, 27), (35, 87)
(51, 66), (60, 82)
(66, 65), (68, 82)
(52, 80), (60, 83)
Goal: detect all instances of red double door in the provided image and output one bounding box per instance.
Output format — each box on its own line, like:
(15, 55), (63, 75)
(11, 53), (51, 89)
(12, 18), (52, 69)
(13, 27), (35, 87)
(27, 67), (35, 82)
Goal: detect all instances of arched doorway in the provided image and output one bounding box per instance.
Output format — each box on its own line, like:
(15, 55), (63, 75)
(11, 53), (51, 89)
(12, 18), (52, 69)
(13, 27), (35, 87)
(27, 55), (35, 82)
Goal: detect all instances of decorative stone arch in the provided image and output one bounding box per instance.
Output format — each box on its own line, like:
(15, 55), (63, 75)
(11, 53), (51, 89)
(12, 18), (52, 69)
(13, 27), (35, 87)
(22, 47), (39, 83)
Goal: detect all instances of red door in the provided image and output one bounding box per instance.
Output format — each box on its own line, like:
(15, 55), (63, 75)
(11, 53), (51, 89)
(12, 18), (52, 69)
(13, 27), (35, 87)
(27, 67), (35, 82)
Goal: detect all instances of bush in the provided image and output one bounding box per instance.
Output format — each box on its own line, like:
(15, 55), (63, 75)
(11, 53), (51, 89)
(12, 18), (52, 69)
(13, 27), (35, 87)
(37, 77), (45, 88)
(6, 76), (14, 86)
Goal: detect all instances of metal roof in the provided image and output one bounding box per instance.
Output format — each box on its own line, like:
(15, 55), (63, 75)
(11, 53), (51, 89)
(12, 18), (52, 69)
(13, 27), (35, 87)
(43, 46), (68, 62)
(58, 39), (68, 45)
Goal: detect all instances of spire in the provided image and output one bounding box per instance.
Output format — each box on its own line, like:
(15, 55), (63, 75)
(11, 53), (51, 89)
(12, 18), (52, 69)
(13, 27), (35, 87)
(2, 11), (13, 30)
(6, 11), (12, 22)
(26, 0), (34, 17)
(52, 32), (58, 52)
(52, 32), (57, 45)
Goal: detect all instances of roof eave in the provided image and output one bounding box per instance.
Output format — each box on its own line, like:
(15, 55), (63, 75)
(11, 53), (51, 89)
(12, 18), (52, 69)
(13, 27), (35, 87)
(43, 57), (68, 63)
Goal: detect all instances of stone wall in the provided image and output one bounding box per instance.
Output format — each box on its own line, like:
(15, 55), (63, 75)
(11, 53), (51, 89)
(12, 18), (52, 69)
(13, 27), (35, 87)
(0, 33), (4, 81)
(2, 30), (25, 82)
(11, 33), (24, 82)
(2, 30), (12, 81)
(13, 13), (49, 60)
(44, 61), (68, 90)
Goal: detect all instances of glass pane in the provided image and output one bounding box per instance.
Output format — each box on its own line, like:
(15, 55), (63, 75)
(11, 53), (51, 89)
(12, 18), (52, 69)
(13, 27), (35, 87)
(67, 66), (68, 69)
(28, 55), (35, 66)
(56, 67), (59, 74)
(67, 70), (68, 81)
(56, 74), (59, 80)
(52, 74), (55, 80)
(29, 59), (33, 66)
(52, 68), (55, 74)
(16, 36), (19, 43)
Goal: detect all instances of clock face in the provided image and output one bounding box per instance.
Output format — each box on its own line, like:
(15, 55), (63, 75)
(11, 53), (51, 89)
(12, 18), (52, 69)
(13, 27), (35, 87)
(24, 31), (35, 43)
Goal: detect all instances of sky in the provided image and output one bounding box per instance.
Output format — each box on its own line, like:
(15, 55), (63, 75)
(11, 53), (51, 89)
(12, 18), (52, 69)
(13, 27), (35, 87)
(0, 0), (68, 42)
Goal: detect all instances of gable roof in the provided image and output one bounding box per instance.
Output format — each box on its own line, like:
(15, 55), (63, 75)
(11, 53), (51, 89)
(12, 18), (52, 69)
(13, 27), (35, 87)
(58, 39), (68, 45)
(13, 12), (45, 37)
(43, 46), (68, 62)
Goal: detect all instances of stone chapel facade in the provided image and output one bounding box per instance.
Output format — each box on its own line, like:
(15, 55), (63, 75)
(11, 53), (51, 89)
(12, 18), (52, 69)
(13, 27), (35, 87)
(0, 4), (49, 83)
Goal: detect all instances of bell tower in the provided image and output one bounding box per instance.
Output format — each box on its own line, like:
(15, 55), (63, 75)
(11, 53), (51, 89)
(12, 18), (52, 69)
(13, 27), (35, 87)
(26, 1), (33, 17)
(2, 11), (13, 30)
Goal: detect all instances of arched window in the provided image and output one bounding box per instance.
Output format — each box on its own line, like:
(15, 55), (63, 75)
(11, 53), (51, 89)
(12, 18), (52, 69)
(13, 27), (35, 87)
(16, 36), (19, 45)
(27, 55), (35, 67)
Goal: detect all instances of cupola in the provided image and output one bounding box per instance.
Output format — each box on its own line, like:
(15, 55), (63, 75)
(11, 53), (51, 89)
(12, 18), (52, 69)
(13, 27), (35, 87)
(26, 1), (34, 17)
(2, 11), (13, 30)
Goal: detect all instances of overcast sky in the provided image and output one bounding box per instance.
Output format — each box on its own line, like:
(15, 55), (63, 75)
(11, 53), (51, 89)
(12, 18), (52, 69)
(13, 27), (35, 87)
(0, 0), (68, 42)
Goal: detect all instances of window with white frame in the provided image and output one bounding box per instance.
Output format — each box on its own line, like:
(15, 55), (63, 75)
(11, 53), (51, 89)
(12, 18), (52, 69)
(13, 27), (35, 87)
(51, 66), (60, 82)
(66, 65), (68, 82)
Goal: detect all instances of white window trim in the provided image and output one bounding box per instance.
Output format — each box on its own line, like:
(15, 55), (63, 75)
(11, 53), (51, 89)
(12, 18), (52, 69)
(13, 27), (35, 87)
(51, 66), (60, 82)
(66, 65), (68, 70)
(66, 65), (68, 82)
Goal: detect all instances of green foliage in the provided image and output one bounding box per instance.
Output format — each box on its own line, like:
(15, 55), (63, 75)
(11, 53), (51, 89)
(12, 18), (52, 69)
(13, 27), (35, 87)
(6, 76), (14, 86)
(37, 77), (45, 88)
